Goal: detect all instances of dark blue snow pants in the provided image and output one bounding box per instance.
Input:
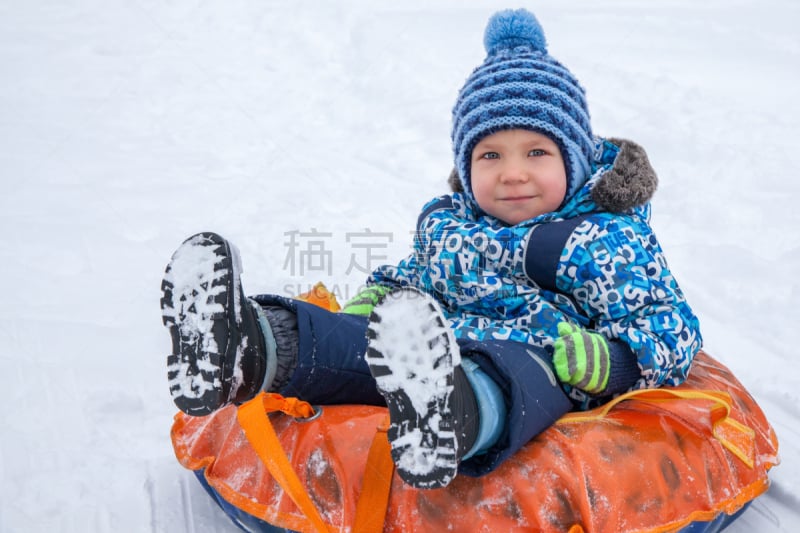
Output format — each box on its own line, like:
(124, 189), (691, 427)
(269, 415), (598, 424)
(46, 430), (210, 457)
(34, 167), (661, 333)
(251, 294), (573, 476)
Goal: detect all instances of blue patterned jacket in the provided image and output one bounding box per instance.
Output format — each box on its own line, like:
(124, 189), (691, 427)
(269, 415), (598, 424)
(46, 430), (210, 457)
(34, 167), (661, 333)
(368, 138), (702, 406)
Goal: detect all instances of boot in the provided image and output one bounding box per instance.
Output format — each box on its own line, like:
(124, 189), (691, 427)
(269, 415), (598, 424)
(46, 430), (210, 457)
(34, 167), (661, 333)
(161, 232), (266, 416)
(365, 287), (479, 489)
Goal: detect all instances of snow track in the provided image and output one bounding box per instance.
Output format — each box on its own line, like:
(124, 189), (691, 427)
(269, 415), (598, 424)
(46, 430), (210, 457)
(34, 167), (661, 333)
(1, 1), (797, 531)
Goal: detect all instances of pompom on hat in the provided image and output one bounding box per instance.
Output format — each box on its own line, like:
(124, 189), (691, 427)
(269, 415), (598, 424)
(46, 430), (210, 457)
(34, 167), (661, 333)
(451, 9), (594, 209)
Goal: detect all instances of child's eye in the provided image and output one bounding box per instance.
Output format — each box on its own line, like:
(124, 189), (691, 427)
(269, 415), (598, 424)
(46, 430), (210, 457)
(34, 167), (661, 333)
(529, 149), (546, 157)
(481, 152), (499, 160)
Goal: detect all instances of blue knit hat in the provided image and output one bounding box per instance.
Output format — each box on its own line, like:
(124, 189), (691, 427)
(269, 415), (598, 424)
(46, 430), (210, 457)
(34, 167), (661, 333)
(451, 9), (594, 207)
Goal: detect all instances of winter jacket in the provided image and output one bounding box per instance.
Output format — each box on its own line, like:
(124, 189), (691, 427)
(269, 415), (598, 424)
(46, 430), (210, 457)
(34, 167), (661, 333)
(368, 138), (702, 406)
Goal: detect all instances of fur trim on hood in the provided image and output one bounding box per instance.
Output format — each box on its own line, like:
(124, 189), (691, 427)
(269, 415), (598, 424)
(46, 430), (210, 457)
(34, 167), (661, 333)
(447, 137), (658, 213)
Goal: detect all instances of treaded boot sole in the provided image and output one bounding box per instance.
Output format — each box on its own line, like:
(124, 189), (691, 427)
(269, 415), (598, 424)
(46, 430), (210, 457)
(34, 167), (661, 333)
(365, 287), (461, 489)
(161, 232), (243, 416)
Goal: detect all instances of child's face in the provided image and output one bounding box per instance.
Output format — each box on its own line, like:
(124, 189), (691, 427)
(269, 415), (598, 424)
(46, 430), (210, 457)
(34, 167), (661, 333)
(471, 129), (567, 225)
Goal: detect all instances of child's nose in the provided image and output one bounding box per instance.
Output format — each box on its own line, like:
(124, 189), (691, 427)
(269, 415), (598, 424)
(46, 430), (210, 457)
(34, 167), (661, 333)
(500, 161), (530, 183)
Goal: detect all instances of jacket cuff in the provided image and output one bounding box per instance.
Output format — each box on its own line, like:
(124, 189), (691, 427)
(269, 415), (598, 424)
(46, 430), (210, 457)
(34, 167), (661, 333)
(523, 215), (589, 291)
(603, 339), (641, 396)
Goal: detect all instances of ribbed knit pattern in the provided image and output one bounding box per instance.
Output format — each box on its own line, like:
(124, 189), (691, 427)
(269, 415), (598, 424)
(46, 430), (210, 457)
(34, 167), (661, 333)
(261, 306), (299, 392)
(451, 9), (594, 206)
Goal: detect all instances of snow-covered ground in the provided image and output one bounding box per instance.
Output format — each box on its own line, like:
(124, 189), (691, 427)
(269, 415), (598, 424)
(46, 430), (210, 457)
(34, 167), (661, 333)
(1, 1), (798, 531)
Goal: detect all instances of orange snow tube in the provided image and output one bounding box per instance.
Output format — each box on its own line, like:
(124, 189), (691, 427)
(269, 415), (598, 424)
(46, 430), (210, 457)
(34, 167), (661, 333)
(170, 287), (779, 532)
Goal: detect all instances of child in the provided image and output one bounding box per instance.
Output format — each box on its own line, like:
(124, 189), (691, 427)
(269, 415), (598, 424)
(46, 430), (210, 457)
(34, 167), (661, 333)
(161, 9), (701, 490)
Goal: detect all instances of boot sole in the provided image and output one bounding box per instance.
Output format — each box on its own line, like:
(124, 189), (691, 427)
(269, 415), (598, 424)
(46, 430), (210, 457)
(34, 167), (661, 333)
(365, 287), (460, 489)
(161, 232), (243, 416)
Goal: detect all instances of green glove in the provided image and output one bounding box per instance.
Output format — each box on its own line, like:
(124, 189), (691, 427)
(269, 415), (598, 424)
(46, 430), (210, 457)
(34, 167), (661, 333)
(341, 285), (392, 316)
(552, 322), (611, 394)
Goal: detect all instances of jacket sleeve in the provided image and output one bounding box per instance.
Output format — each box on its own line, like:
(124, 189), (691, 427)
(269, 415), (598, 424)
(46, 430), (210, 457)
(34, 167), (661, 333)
(401, 194), (539, 315)
(523, 212), (702, 390)
(366, 196), (467, 290)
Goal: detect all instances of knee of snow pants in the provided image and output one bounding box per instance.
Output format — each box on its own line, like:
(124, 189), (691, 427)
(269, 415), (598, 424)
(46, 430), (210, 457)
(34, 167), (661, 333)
(251, 294), (385, 406)
(456, 339), (573, 477)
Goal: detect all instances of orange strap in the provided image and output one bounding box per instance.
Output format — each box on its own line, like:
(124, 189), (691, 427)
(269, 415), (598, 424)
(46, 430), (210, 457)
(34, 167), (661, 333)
(352, 415), (395, 533)
(559, 388), (757, 468)
(237, 393), (332, 533)
(237, 393), (395, 533)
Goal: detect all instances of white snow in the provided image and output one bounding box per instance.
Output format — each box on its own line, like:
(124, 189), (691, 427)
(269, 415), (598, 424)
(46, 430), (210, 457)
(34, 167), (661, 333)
(163, 236), (227, 347)
(367, 290), (459, 411)
(1, 1), (798, 531)
(365, 288), (459, 477)
(164, 235), (228, 400)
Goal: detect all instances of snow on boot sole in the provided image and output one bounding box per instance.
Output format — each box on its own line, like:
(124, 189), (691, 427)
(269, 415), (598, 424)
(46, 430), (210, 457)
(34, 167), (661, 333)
(365, 287), (461, 489)
(161, 232), (261, 416)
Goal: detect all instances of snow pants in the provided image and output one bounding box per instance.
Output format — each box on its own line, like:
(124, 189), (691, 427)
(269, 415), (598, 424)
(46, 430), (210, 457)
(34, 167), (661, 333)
(251, 294), (573, 476)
